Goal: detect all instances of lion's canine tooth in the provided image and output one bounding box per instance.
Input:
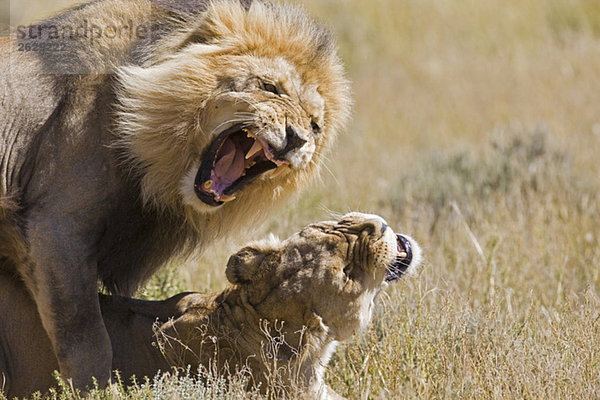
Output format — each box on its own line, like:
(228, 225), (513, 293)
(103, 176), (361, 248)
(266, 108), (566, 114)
(246, 140), (263, 159)
(399, 251), (408, 259)
(219, 194), (236, 202)
(203, 180), (214, 189)
(270, 165), (287, 179)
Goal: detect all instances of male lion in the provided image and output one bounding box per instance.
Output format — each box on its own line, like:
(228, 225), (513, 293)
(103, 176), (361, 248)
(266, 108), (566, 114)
(0, 213), (421, 399)
(0, 0), (350, 389)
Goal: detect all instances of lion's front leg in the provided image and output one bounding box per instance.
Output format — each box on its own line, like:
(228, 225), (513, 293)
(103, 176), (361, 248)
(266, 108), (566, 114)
(22, 214), (112, 389)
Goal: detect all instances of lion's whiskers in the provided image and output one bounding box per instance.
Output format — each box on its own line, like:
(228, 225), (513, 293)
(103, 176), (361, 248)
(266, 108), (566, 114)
(211, 117), (255, 135)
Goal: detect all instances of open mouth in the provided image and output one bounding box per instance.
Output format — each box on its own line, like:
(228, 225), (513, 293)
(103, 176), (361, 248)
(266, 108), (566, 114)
(386, 234), (413, 282)
(194, 124), (289, 206)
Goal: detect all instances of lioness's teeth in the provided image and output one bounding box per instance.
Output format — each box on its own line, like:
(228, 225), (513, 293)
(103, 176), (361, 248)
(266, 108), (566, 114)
(399, 251), (408, 259)
(270, 165), (287, 179)
(219, 194), (236, 202)
(203, 180), (214, 189)
(246, 140), (263, 159)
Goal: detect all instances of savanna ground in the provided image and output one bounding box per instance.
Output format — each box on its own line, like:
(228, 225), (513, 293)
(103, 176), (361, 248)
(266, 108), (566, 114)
(3, 0), (600, 399)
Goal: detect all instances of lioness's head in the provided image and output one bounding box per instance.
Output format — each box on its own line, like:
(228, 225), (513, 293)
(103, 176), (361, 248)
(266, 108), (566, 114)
(116, 0), (350, 220)
(226, 212), (422, 341)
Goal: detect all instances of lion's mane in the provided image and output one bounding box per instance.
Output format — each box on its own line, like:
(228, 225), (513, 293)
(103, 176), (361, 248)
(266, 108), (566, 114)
(0, 0), (350, 388)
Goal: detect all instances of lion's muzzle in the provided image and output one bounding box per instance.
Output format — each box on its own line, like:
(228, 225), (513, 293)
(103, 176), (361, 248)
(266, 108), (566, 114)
(194, 124), (290, 206)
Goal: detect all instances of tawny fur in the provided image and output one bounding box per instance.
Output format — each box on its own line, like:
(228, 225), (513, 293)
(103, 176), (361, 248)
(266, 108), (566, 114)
(0, 213), (421, 399)
(0, 0), (350, 389)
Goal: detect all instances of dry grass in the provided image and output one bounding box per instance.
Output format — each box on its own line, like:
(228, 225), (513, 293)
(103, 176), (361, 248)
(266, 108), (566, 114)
(4, 0), (600, 399)
(325, 133), (600, 399)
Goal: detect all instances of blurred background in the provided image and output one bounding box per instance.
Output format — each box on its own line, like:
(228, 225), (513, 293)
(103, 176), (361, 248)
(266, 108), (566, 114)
(5, 1), (600, 397)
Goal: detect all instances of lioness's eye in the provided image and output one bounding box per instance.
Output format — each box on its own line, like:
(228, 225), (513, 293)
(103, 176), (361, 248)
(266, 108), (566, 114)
(263, 83), (279, 95)
(343, 263), (353, 277)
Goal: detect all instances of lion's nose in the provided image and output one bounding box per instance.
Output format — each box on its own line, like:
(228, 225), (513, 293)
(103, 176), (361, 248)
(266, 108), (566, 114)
(277, 126), (307, 157)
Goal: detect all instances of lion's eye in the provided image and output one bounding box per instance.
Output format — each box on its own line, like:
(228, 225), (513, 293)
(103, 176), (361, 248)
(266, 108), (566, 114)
(263, 83), (279, 95)
(311, 120), (321, 134)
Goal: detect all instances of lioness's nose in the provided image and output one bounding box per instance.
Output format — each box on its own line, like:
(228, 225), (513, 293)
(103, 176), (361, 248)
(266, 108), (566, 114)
(354, 219), (387, 236)
(340, 213), (389, 236)
(279, 126), (307, 155)
(380, 222), (388, 234)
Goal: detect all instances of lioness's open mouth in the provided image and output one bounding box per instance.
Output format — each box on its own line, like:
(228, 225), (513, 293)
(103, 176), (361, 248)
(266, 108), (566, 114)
(194, 124), (289, 206)
(386, 234), (413, 282)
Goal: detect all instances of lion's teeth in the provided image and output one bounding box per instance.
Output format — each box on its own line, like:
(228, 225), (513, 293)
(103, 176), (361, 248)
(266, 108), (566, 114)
(246, 140), (263, 159)
(203, 180), (214, 189)
(219, 194), (236, 202)
(399, 251), (408, 259)
(270, 165), (287, 179)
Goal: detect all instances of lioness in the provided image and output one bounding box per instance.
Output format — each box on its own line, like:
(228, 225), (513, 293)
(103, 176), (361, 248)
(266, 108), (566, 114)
(0, 213), (421, 399)
(0, 0), (350, 387)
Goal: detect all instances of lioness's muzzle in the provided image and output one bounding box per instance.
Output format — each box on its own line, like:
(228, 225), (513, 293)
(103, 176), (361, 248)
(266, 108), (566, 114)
(385, 234), (413, 282)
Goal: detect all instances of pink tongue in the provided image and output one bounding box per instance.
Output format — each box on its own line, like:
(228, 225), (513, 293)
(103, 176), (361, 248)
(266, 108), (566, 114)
(214, 138), (245, 185)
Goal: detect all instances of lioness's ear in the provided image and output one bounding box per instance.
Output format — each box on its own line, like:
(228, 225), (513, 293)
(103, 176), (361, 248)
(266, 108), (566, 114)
(226, 237), (282, 284)
(226, 247), (265, 284)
